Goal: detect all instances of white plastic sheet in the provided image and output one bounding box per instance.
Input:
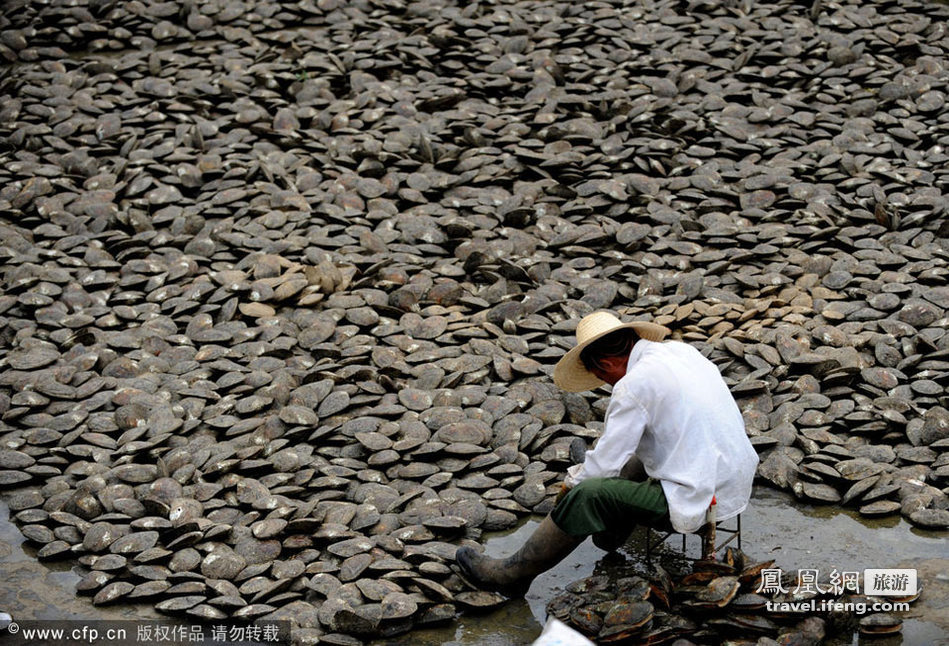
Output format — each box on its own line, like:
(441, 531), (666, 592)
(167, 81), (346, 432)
(530, 618), (596, 646)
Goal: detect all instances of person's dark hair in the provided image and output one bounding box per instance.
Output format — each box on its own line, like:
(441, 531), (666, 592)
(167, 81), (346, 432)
(580, 329), (637, 371)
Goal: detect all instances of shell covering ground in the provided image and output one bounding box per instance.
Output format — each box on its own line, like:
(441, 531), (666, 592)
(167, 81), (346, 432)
(0, 0), (947, 643)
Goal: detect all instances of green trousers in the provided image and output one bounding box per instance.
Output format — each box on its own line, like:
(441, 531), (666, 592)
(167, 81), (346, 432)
(551, 477), (670, 539)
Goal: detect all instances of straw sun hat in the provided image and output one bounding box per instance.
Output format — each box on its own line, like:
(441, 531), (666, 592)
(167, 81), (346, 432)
(553, 311), (670, 392)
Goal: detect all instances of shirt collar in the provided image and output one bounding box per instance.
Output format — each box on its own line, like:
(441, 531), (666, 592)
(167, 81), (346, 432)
(626, 338), (652, 374)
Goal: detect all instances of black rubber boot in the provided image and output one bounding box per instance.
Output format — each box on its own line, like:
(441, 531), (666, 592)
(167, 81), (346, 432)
(454, 515), (582, 595)
(592, 527), (631, 552)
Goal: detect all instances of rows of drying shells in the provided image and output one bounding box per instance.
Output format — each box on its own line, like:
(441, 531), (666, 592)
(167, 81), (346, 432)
(1, 0), (947, 643)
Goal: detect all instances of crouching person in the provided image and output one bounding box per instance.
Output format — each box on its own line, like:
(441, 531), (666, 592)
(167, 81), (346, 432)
(455, 311), (758, 594)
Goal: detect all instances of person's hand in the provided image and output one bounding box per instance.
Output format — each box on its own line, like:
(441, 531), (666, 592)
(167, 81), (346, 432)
(554, 482), (570, 506)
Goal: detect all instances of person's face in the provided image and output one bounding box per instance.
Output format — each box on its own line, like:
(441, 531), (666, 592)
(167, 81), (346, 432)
(588, 354), (628, 386)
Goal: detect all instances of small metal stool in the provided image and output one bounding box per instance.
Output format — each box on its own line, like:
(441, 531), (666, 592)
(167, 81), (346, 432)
(645, 496), (742, 563)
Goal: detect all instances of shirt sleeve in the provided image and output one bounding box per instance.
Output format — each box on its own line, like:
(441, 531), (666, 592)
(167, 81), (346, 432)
(564, 383), (649, 487)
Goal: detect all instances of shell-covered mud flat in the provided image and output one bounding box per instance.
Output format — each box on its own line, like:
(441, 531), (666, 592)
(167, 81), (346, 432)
(0, 0), (947, 643)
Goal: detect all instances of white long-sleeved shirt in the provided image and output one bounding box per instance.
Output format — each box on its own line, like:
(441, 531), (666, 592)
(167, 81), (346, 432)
(564, 339), (759, 533)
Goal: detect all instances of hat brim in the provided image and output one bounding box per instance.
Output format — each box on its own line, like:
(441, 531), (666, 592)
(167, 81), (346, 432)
(553, 321), (669, 392)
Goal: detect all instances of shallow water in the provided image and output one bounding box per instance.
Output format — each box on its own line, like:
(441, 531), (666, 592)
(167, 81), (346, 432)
(1, 487), (946, 644)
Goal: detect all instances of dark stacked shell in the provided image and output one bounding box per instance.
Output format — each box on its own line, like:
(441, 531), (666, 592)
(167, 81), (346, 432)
(547, 549), (916, 645)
